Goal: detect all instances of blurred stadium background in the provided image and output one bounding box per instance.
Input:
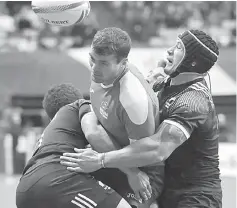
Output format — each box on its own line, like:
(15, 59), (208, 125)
(0, 1), (236, 208)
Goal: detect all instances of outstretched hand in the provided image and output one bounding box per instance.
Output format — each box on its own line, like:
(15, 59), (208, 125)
(60, 148), (103, 173)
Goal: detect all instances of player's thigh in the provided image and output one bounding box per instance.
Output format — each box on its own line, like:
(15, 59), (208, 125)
(16, 167), (56, 208)
(50, 171), (124, 208)
(17, 167), (123, 208)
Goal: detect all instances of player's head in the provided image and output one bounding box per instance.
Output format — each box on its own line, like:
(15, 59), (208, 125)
(90, 27), (131, 84)
(42, 83), (83, 119)
(164, 29), (219, 77)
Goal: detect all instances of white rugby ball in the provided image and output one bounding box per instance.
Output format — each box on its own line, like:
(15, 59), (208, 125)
(31, 0), (90, 26)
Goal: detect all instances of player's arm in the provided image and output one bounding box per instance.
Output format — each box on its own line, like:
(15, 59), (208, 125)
(80, 112), (153, 201)
(103, 121), (190, 168)
(81, 112), (121, 152)
(80, 111), (141, 173)
(71, 99), (137, 173)
(104, 98), (209, 168)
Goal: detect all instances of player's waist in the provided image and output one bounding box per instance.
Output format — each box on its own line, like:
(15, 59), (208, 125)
(23, 154), (63, 176)
(162, 180), (222, 194)
(36, 142), (86, 156)
(40, 140), (86, 150)
(164, 168), (221, 190)
(165, 162), (220, 177)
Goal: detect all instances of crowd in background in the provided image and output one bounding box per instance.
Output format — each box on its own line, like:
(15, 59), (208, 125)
(0, 1), (236, 52)
(110, 1), (236, 46)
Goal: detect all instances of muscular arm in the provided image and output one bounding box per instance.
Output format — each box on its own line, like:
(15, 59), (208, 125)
(81, 112), (140, 175)
(103, 91), (209, 168)
(103, 121), (188, 168)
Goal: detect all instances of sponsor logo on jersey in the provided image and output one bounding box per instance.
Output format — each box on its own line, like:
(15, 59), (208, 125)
(127, 192), (143, 203)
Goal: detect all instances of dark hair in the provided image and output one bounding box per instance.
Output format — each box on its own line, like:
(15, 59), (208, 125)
(92, 27), (131, 63)
(42, 83), (83, 119)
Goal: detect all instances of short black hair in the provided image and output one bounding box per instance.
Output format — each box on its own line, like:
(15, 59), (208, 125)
(42, 83), (83, 119)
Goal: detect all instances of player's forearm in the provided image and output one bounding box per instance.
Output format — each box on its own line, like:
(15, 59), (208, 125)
(104, 136), (161, 168)
(104, 122), (187, 168)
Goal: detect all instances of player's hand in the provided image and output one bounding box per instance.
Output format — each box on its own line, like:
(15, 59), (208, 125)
(146, 59), (167, 86)
(127, 170), (152, 203)
(60, 148), (102, 173)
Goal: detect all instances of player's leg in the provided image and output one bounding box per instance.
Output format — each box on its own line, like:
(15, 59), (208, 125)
(49, 167), (132, 208)
(16, 168), (55, 208)
(16, 165), (125, 208)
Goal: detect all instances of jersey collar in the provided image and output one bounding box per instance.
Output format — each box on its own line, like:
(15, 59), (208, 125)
(101, 66), (129, 89)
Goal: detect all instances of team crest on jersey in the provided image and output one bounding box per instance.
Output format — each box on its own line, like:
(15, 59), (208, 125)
(90, 88), (94, 93)
(100, 100), (109, 119)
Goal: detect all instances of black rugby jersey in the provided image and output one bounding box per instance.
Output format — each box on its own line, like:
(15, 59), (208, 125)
(23, 100), (88, 174)
(158, 78), (221, 192)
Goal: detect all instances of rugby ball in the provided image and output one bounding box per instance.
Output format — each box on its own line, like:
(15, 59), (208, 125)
(31, 0), (90, 26)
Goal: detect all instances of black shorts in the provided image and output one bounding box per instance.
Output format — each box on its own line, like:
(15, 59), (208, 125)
(159, 188), (222, 208)
(91, 166), (164, 206)
(16, 164), (122, 208)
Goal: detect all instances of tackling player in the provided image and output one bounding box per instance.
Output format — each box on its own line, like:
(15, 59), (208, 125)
(16, 83), (132, 208)
(61, 30), (222, 208)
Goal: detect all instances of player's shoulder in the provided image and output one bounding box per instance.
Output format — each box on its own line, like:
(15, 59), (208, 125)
(173, 82), (212, 115)
(55, 100), (80, 117)
(119, 69), (149, 124)
(67, 100), (80, 109)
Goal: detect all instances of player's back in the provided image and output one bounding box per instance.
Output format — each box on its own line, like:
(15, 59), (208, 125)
(16, 100), (127, 208)
(23, 100), (87, 174)
(158, 78), (221, 193)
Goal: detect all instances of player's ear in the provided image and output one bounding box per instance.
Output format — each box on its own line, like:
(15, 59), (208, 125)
(119, 58), (128, 69)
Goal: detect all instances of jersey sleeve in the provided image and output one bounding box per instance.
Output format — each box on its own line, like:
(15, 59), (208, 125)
(68, 99), (92, 122)
(119, 91), (157, 141)
(165, 91), (210, 139)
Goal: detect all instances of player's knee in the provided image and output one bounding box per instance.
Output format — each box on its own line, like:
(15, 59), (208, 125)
(116, 198), (132, 208)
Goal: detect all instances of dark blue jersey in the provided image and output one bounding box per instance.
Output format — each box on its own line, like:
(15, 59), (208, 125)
(23, 100), (88, 174)
(158, 78), (221, 192)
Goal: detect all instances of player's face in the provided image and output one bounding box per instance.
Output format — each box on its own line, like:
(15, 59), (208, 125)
(164, 39), (185, 75)
(89, 50), (121, 84)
